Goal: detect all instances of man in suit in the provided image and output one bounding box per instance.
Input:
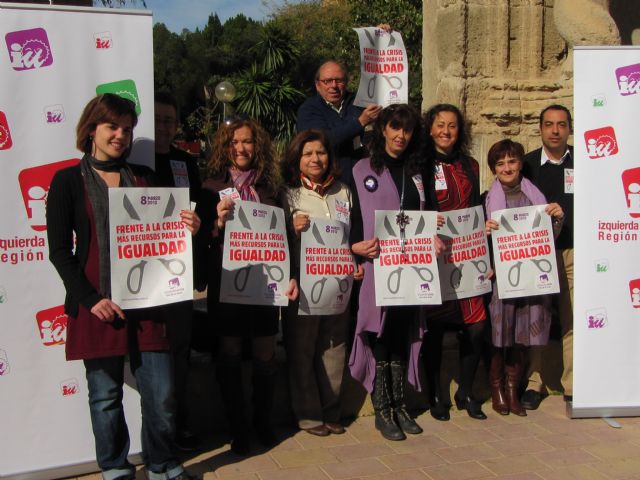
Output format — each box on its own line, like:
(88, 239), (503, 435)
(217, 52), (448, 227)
(520, 104), (574, 409)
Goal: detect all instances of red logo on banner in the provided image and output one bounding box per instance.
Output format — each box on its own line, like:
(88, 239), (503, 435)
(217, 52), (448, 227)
(630, 279), (640, 309)
(36, 305), (68, 346)
(61, 378), (79, 396)
(17, 158), (79, 231)
(584, 126), (619, 159)
(0, 111), (12, 150)
(621, 167), (640, 218)
(94, 31), (112, 49)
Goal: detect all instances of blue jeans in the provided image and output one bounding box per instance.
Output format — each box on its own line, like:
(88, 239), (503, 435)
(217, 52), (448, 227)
(84, 352), (184, 480)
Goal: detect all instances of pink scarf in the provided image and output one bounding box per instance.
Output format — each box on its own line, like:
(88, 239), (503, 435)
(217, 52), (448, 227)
(485, 176), (547, 217)
(229, 167), (260, 202)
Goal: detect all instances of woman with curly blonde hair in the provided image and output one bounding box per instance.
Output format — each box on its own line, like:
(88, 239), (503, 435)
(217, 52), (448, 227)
(196, 117), (297, 455)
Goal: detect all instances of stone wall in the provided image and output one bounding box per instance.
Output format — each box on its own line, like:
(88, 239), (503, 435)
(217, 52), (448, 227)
(422, 0), (629, 191)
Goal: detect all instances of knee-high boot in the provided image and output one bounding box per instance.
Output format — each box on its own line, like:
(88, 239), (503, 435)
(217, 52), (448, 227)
(490, 348), (509, 415)
(217, 357), (251, 454)
(252, 356), (278, 447)
(372, 361), (405, 441)
(389, 360), (423, 434)
(505, 347), (527, 416)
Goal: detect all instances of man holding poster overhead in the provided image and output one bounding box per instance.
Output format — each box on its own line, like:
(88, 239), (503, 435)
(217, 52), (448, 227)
(521, 105), (574, 409)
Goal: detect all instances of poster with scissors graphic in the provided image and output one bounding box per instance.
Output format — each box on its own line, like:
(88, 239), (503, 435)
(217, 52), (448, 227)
(298, 218), (356, 315)
(109, 187), (193, 309)
(373, 210), (441, 306)
(438, 206), (492, 301)
(353, 27), (409, 107)
(220, 200), (290, 306)
(490, 205), (559, 299)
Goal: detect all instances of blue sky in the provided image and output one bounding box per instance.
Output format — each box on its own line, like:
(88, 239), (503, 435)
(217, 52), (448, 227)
(142, 0), (281, 33)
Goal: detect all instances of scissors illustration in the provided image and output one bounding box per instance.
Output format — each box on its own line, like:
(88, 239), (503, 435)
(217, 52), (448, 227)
(123, 194), (141, 221)
(367, 75), (403, 99)
(233, 263), (284, 292)
(507, 258), (553, 287)
(236, 206), (252, 229)
(471, 259), (489, 274)
(363, 29), (396, 47)
(411, 266), (434, 283)
(450, 264), (463, 289)
(310, 277), (327, 304)
(157, 257), (186, 276)
(163, 193), (176, 218)
(387, 267), (403, 294)
(127, 260), (147, 294)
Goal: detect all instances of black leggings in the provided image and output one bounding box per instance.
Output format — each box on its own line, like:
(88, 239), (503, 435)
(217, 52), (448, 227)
(368, 306), (416, 363)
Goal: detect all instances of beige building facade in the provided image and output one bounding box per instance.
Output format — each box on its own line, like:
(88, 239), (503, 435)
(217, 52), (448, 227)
(421, 0), (639, 190)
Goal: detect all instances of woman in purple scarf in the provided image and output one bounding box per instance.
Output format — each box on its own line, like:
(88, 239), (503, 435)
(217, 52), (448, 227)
(196, 118), (298, 454)
(484, 139), (564, 416)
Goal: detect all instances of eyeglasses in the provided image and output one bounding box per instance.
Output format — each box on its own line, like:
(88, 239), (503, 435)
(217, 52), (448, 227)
(317, 78), (347, 86)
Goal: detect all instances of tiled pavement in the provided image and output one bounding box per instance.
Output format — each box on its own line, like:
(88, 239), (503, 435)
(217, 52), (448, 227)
(71, 395), (640, 480)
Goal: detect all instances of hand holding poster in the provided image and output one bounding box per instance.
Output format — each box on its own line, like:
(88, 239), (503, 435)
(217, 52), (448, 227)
(220, 200), (290, 306)
(374, 210), (441, 306)
(109, 187), (193, 309)
(490, 205), (559, 299)
(438, 206), (492, 301)
(353, 27), (409, 107)
(298, 218), (355, 315)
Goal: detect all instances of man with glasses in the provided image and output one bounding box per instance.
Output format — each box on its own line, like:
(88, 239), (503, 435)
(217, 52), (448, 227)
(297, 60), (382, 184)
(154, 91), (202, 452)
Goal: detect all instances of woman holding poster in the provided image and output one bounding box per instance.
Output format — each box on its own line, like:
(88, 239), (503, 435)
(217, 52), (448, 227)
(46, 94), (198, 480)
(422, 104), (488, 421)
(280, 129), (362, 436)
(350, 104), (436, 441)
(484, 139), (564, 416)
(196, 118), (297, 454)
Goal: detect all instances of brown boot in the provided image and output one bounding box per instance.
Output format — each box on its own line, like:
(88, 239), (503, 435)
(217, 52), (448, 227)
(490, 349), (509, 415)
(505, 348), (527, 416)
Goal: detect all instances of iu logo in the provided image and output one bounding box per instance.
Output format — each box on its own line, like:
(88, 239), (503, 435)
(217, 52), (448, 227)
(0, 349), (10, 376)
(18, 159), (79, 231)
(630, 279), (640, 309)
(0, 111), (12, 150)
(621, 167), (640, 218)
(584, 126), (618, 159)
(61, 378), (79, 396)
(44, 104), (65, 124)
(5, 27), (54, 71)
(615, 63), (640, 96)
(36, 306), (68, 346)
(586, 308), (607, 329)
(94, 31), (112, 49)
(96, 79), (141, 115)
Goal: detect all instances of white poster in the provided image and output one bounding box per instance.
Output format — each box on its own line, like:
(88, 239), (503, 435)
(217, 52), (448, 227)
(573, 47), (640, 417)
(353, 27), (409, 107)
(490, 205), (559, 299)
(298, 218), (355, 316)
(109, 187), (192, 309)
(0, 4), (154, 479)
(373, 210), (441, 306)
(438, 206), (492, 301)
(220, 200), (290, 306)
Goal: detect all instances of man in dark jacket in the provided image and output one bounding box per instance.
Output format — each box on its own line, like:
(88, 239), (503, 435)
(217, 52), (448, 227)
(154, 92), (202, 451)
(520, 104), (574, 409)
(297, 60), (381, 184)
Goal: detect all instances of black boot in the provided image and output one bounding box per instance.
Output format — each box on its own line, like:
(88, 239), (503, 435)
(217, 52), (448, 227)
(455, 323), (487, 420)
(372, 361), (405, 441)
(252, 357), (278, 448)
(216, 358), (250, 454)
(389, 360), (423, 434)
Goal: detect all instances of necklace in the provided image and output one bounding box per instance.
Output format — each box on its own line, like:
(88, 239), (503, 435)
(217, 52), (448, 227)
(395, 165), (410, 253)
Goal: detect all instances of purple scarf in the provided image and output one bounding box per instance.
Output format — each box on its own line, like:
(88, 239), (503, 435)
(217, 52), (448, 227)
(229, 167), (260, 202)
(485, 177), (547, 217)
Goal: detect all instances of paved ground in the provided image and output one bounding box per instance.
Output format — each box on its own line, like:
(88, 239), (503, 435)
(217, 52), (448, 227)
(70, 394), (640, 480)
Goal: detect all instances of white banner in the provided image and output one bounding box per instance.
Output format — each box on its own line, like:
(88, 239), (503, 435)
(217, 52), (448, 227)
(353, 27), (409, 107)
(373, 210), (441, 306)
(437, 206), (492, 301)
(490, 205), (559, 299)
(220, 200), (290, 306)
(573, 47), (640, 417)
(0, 4), (153, 478)
(109, 187), (192, 309)
(298, 218), (355, 315)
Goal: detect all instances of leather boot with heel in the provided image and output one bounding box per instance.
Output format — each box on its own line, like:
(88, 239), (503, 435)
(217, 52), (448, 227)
(389, 360), (423, 434)
(505, 348), (527, 417)
(372, 361), (406, 441)
(490, 349), (509, 415)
